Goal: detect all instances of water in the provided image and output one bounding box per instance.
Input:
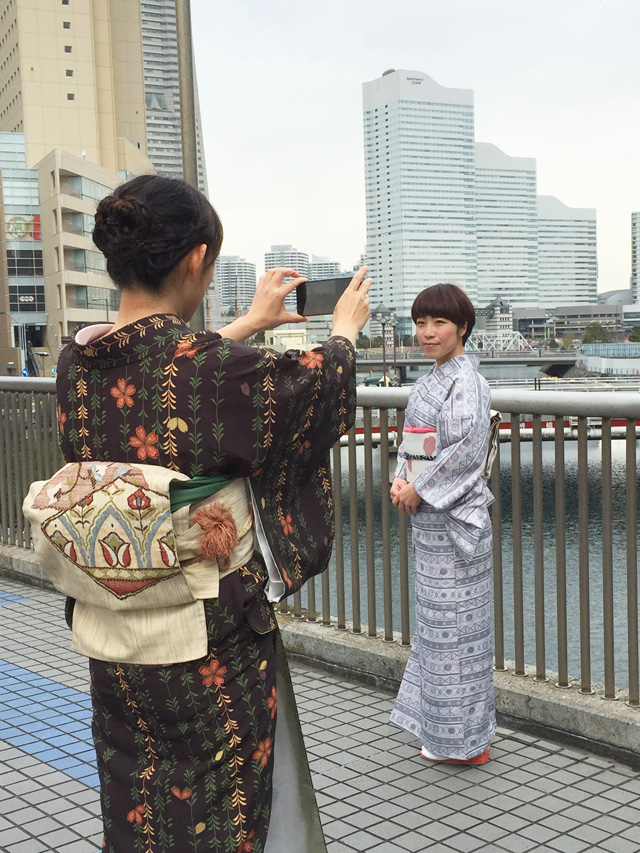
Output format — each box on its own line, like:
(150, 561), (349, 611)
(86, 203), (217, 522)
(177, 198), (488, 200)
(316, 439), (640, 690)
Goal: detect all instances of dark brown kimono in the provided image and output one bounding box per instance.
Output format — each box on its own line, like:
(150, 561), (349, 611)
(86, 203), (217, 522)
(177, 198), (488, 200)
(56, 314), (355, 853)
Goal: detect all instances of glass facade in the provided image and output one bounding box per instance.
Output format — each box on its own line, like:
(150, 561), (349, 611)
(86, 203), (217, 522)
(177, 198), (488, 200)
(0, 132), (45, 317)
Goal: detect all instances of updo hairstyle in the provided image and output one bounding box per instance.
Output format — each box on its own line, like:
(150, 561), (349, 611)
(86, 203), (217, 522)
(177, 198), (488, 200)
(411, 283), (475, 344)
(93, 174), (223, 291)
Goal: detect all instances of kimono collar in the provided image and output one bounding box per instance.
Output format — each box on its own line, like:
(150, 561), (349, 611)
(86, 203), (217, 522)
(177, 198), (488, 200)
(431, 352), (479, 378)
(70, 313), (205, 366)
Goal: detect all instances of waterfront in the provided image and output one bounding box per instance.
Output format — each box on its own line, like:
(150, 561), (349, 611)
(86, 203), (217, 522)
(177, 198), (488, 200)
(316, 436), (640, 691)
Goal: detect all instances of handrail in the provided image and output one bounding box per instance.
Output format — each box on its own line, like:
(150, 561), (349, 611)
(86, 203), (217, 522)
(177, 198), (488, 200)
(1, 377), (639, 703)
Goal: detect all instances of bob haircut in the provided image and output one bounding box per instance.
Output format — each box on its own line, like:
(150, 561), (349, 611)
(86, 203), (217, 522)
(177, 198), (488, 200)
(411, 283), (475, 345)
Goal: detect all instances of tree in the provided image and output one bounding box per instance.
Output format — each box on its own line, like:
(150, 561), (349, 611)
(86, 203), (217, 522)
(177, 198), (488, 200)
(629, 326), (640, 343)
(560, 332), (575, 350)
(581, 322), (610, 344)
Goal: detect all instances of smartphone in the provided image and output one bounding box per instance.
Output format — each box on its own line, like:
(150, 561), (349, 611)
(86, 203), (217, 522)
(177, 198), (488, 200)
(296, 276), (351, 316)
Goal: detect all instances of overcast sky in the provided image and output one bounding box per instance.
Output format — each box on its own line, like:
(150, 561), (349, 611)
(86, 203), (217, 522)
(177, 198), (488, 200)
(192, 0), (639, 293)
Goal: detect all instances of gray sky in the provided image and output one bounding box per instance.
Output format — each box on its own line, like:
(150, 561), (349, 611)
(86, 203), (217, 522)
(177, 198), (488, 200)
(192, 0), (639, 293)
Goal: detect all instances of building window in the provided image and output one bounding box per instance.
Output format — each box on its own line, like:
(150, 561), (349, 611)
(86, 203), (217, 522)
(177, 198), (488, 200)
(64, 45), (72, 53)
(62, 0), (69, 4)
(67, 93), (74, 100)
(66, 69), (73, 77)
(63, 21), (71, 29)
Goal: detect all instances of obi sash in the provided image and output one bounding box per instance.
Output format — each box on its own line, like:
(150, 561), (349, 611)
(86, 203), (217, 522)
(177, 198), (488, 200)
(23, 461), (254, 665)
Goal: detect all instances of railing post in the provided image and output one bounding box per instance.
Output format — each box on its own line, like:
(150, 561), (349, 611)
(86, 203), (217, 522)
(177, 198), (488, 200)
(511, 413), (526, 677)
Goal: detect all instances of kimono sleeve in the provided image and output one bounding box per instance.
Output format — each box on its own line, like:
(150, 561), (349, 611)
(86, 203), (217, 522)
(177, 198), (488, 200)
(411, 374), (492, 559)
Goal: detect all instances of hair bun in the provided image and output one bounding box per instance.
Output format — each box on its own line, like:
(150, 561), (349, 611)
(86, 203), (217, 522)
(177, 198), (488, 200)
(93, 193), (154, 260)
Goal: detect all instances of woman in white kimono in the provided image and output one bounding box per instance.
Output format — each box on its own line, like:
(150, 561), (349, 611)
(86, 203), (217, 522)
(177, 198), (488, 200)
(390, 283), (495, 764)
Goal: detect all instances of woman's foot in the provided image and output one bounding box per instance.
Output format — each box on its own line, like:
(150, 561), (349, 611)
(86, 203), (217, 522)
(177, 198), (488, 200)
(420, 746), (490, 765)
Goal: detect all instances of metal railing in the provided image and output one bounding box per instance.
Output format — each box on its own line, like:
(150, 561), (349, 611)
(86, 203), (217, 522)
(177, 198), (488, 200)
(1, 378), (638, 706)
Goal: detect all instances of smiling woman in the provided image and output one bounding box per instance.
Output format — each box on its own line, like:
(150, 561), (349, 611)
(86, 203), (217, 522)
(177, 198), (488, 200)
(390, 282), (496, 765)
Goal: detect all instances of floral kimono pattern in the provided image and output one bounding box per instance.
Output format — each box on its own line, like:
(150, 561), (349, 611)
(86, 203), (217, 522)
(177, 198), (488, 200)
(56, 314), (355, 852)
(390, 354), (496, 760)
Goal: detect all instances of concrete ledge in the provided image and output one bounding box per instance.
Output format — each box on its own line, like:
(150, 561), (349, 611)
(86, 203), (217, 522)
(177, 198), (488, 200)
(2, 546), (639, 763)
(0, 544), (53, 589)
(278, 614), (640, 765)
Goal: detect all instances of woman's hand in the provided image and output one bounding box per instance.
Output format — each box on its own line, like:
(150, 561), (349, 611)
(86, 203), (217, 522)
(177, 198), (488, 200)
(391, 479), (422, 515)
(390, 477), (406, 501)
(217, 267), (306, 342)
(331, 266), (372, 346)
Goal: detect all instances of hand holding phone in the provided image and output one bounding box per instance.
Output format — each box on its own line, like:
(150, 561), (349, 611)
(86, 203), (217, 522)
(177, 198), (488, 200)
(296, 276), (352, 316)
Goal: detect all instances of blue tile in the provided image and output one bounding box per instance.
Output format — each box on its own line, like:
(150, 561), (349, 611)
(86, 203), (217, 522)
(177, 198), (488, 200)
(0, 657), (96, 788)
(0, 592), (27, 606)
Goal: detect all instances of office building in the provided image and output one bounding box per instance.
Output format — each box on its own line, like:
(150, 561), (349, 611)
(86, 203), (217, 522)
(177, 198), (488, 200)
(363, 69), (598, 328)
(0, 132), (44, 374)
(308, 256), (341, 279)
(537, 196), (597, 309)
(363, 70), (476, 336)
(140, 0), (208, 193)
(0, 0), (158, 371)
(631, 212), (640, 302)
(475, 142), (538, 307)
(212, 255), (257, 317)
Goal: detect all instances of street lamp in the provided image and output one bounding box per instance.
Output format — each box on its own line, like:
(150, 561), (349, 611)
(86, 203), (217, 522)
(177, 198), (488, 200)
(387, 314), (399, 384)
(372, 302), (394, 386)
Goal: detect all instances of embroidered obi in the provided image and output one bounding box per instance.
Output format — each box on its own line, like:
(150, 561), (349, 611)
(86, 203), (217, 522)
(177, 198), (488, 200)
(23, 461), (254, 665)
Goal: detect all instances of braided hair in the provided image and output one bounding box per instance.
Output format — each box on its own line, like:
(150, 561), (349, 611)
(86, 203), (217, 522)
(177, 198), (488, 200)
(93, 175), (223, 292)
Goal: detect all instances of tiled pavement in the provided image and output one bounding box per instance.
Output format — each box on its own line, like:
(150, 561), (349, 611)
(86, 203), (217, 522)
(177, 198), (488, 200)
(0, 578), (639, 852)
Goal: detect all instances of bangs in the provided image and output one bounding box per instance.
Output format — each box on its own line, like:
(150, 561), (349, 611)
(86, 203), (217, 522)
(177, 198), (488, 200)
(411, 283), (475, 343)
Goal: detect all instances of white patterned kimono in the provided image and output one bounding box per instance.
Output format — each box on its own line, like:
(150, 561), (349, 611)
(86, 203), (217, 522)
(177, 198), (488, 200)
(391, 353), (496, 759)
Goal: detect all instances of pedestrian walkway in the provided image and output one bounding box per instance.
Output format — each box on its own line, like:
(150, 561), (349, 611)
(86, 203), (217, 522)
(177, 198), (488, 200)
(0, 576), (639, 852)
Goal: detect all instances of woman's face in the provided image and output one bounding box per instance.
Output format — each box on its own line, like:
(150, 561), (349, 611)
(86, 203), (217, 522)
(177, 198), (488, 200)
(414, 316), (466, 366)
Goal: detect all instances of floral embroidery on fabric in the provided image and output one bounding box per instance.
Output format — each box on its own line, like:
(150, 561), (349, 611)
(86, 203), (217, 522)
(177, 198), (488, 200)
(57, 404), (66, 435)
(199, 658), (227, 687)
(110, 379), (136, 408)
(30, 461), (180, 599)
(300, 350), (324, 369)
(252, 738), (272, 767)
(129, 426), (159, 460)
(267, 686), (277, 719)
(279, 514), (294, 535)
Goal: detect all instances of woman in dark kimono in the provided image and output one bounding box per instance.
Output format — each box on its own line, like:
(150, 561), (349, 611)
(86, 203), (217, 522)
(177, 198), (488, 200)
(55, 175), (371, 852)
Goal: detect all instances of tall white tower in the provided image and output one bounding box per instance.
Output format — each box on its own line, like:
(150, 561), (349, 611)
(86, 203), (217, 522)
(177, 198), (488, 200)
(537, 196), (597, 309)
(140, 0), (208, 194)
(475, 142), (538, 308)
(363, 69), (476, 336)
(631, 212), (640, 303)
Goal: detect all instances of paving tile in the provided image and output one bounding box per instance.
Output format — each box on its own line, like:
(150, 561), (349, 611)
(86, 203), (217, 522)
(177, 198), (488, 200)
(546, 836), (590, 853)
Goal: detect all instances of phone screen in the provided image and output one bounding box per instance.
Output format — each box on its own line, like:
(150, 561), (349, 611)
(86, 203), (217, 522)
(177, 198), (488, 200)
(297, 276), (351, 316)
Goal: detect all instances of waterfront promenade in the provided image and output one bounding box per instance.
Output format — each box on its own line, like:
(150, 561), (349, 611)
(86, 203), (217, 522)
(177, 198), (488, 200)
(0, 577), (639, 853)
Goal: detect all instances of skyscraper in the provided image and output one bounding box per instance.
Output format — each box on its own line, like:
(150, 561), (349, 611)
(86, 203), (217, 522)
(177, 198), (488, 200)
(363, 69), (597, 326)
(631, 212), (640, 303)
(213, 255), (257, 316)
(0, 0), (154, 372)
(537, 196), (597, 308)
(363, 70), (476, 336)
(475, 142), (538, 307)
(140, 0), (208, 194)
(308, 256), (342, 278)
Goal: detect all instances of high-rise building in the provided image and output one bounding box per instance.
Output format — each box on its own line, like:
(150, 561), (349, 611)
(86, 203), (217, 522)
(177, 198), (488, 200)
(308, 256), (341, 278)
(631, 212), (640, 302)
(363, 69), (598, 326)
(0, 0), (151, 175)
(0, 132), (44, 373)
(363, 69), (476, 336)
(212, 255), (257, 317)
(475, 142), (538, 307)
(264, 245), (309, 312)
(0, 0), (155, 372)
(537, 196), (597, 309)
(140, 0), (208, 194)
